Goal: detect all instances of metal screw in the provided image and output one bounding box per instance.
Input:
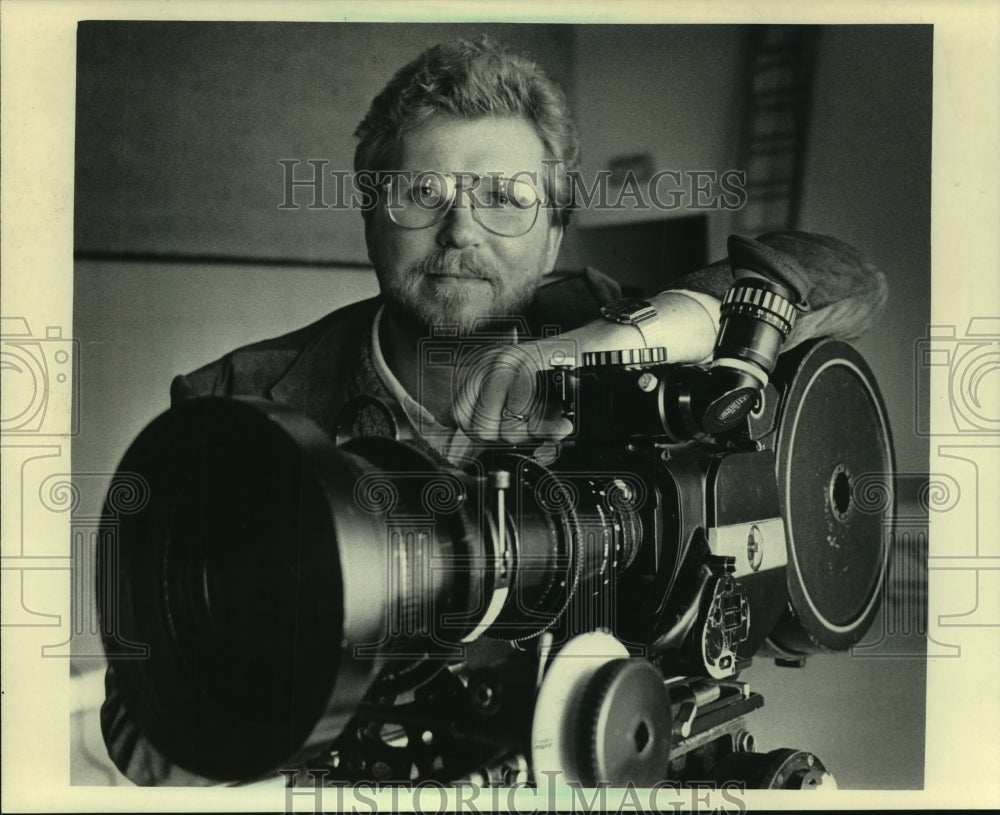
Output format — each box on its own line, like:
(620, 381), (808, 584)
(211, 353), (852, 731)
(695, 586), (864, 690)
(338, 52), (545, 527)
(746, 525), (763, 572)
(637, 372), (658, 392)
(473, 683), (495, 709)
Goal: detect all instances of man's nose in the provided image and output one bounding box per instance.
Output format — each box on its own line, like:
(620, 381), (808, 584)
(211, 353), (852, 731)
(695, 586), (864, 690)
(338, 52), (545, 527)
(436, 198), (482, 248)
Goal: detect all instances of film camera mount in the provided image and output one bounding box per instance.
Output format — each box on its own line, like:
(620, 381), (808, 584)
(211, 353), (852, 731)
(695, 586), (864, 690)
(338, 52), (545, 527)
(98, 237), (894, 789)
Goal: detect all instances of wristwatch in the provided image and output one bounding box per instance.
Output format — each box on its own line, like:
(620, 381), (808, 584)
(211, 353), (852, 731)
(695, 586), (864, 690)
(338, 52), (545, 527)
(600, 297), (669, 351)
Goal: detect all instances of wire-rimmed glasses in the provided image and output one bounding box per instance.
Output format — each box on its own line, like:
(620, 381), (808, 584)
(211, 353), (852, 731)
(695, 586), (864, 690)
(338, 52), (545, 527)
(382, 172), (544, 237)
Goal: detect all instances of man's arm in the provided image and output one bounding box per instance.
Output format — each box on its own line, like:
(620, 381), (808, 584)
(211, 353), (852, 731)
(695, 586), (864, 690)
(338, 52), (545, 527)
(455, 231), (888, 442)
(562, 230), (888, 362)
(664, 230), (888, 349)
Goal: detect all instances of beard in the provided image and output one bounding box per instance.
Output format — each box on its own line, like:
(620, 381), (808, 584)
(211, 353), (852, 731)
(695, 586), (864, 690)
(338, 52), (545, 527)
(380, 248), (541, 336)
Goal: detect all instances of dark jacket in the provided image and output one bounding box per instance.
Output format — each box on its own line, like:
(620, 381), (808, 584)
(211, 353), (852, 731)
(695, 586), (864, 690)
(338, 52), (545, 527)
(168, 266), (625, 445)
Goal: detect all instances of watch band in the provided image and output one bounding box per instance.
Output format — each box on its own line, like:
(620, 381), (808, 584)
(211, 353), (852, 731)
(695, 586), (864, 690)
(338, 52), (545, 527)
(600, 298), (670, 351)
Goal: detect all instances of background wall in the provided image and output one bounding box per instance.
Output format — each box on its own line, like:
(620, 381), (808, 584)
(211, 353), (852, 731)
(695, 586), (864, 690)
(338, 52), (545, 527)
(75, 22), (577, 263)
(798, 25), (932, 480)
(745, 25), (932, 790)
(72, 22), (930, 789)
(568, 25), (745, 258)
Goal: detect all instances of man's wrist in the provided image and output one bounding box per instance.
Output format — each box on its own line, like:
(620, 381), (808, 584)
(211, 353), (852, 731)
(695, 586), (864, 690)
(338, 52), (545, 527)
(560, 319), (661, 359)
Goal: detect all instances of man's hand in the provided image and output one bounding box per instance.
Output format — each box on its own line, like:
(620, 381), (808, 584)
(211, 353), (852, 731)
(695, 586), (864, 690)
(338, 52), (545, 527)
(452, 339), (577, 444)
(453, 291), (720, 444)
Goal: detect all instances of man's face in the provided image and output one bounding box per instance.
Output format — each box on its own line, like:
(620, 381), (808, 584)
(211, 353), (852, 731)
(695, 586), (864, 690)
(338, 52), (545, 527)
(365, 115), (564, 335)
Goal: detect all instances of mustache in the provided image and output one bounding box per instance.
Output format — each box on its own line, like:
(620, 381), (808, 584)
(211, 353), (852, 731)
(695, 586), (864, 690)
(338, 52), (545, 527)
(412, 249), (501, 281)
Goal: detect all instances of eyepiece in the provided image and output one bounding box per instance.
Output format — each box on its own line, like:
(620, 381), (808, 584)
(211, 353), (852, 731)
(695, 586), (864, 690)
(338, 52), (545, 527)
(700, 277), (799, 435)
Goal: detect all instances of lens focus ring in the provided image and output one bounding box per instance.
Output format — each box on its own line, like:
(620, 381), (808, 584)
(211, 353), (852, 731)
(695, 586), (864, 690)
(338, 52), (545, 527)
(721, 283), (796, 338)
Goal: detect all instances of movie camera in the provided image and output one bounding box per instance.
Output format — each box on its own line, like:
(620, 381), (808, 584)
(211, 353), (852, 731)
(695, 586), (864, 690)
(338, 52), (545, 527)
(98, 237), (894, 789)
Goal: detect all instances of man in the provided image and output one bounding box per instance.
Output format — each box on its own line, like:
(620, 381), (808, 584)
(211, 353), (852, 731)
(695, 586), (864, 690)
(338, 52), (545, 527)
(172, 37), (882, 459)
(102, 36), (886, 785)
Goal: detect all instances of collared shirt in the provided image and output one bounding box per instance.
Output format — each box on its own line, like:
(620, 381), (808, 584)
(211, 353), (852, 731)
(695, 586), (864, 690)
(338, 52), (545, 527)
(369, 305), (478, 464)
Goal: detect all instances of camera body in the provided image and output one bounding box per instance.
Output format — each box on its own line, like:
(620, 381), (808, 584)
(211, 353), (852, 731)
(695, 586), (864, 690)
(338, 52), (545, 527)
(97, 337), (893, 787)
(98, 239), (895, 787)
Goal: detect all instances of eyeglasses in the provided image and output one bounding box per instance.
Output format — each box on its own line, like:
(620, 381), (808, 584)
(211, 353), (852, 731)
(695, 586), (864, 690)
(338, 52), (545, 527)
(381, 172), (543, 237)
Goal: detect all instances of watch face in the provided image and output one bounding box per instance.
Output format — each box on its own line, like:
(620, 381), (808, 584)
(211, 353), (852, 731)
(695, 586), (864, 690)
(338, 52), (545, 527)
(603, 299), (654, 323)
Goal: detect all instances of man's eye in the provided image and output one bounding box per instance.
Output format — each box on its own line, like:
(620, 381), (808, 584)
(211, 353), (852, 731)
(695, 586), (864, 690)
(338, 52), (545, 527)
(507, 181), (538, 208)
(412, 181), (447, 206)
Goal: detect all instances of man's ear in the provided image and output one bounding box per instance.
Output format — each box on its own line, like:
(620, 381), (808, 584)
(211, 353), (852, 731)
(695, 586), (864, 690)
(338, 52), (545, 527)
(543, 222), (565, 273)
(363, 213), (377, 265)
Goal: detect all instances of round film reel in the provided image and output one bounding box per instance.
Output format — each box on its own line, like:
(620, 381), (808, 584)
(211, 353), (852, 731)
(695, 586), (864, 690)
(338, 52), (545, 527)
(769, 340), (894, 653)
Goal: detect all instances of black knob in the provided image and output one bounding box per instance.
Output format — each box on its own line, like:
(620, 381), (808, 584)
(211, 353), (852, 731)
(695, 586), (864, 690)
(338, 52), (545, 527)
(575, 658), (673, 787)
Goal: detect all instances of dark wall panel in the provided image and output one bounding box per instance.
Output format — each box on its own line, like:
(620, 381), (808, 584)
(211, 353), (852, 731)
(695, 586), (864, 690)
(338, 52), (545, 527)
(74, 22), (575, 262)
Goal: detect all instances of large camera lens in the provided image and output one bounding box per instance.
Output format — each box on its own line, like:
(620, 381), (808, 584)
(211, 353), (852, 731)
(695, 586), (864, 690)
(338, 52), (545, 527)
(99, 397), (644, 781)
(100, 398), (402, 780)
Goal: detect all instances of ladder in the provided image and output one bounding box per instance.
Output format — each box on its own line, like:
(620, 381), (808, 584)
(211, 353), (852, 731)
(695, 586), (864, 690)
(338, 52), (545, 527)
(732, 26), (820, 236)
